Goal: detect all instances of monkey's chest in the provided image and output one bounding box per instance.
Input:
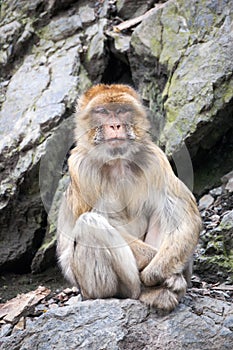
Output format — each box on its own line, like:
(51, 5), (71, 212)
(99, 183), (148, 238)
(96, 161), (149, 236)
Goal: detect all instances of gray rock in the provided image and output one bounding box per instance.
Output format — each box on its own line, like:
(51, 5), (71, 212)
(83, 19), (108, 81)
(116, 0), (148, 19)
(226, 179), (233, 193)
(209, 186), (223, 197)
(219, 210), (233, 232)
(42, 14), (82, 42)
(129, 0), (233, 155)
(0, 20), (22, 44)
(0, 20), (23, 67)
(0, 298), (232, 349)
(108, 31), (131, 53)
(222, 170), (233, 192)
(79, 3), (96, 25)
(0, 24), (82, 271)
(198, 194), (214, 211)
(0, 324), (12, 338)
(32, 119), (73, 273)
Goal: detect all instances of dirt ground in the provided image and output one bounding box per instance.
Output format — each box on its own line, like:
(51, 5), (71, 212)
(0, 266), (67, 303)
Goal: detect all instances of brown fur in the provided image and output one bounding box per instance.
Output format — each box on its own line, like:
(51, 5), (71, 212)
(77, 84), (141, 110)
(57, 84), (202, 312)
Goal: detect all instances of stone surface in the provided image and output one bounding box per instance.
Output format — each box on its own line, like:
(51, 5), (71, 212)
(0, 0), (89, 271)
(0, 298), (232, 349)
(219, 210), (233, 232)
(116, 0), (148, 19)
(222, 170), (233, 192)
(0, 1), (233, 345)
(83, 18), (108, 81)
(129, 0), (233, 155)
(198, 194), (214, 211)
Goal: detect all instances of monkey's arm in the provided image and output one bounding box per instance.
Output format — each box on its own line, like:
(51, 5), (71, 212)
(140, 144), (201, 286)
(141, 183), (201, 286)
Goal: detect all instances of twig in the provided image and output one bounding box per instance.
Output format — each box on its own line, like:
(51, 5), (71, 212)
(113, 3), (167, 33)
(211, 285), (233, 291)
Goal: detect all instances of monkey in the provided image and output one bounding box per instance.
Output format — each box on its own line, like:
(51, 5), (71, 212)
(57, 84), (202, 312)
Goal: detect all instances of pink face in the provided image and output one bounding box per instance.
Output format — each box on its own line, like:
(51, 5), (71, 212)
(91, 104), (136, 145)
(103, 115), (127, 140)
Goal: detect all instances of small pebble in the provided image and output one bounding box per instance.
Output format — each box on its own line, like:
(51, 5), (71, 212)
(63, 288), (73, 295)
(198, 194), (214, 211)
(72, 286), (79, 293)
(209, 186), (222, 197)
(49, 303), (59, 309)
(65, 295), (82, 306)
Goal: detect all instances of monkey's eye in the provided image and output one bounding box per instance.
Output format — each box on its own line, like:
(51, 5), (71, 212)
(116, 107), (128, 115)
(93, 107), (109, 115)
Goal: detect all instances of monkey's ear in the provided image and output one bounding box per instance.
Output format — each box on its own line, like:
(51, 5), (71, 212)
(77, 84), (141, 111)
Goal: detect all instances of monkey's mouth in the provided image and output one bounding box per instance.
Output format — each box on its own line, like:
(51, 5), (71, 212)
(105, 138), (129, 156)
(106, 138), (128, 146)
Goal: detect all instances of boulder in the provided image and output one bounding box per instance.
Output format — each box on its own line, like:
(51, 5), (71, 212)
(129, 0), (233, 156)
(0, 298), (232, 349)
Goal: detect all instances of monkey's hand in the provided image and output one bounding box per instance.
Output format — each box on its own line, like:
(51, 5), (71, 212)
(132, 243), (157, 271)
(140, 263), (187, 302)
(140, 262), (163, 287)
(120, 232), (157, 271)
(139, 274), (187, 313)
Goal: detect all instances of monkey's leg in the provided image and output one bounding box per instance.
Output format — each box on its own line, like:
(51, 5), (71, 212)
(139, 274), (187, 313)
(70, 212), (141, 300)
(120, 231), (157, 271)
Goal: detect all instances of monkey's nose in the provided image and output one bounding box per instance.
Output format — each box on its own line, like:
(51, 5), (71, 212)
(110, 124), (122, 130)
(105, 123), (125, 139)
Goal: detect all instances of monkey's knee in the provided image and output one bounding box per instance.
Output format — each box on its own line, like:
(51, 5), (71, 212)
(73, 243), (140, 300)
(72, 212), (141, 300)
(74, 212), (113, 241)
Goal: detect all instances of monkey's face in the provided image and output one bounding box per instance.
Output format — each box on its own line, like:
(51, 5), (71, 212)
(75, 84), (151, 158)
(90, 103), (140, 155)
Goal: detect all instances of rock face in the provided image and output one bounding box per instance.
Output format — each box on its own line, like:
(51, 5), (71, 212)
(0, 0), (233, 275)
(0, 298), (233, 350)
(129, 0), (233, 155)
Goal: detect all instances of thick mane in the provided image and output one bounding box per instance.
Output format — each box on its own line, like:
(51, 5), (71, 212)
(71, 141), (160, 213)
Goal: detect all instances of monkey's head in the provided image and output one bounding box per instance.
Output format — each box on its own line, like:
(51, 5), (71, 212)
(75, 84), (151, 156)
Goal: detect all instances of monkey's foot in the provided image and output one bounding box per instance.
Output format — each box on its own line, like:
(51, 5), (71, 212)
(139, 287), (179, 313)
(164, 274), (187, 299)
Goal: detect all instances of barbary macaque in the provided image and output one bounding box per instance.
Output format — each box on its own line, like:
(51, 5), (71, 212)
(57, 84), (202, 312)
